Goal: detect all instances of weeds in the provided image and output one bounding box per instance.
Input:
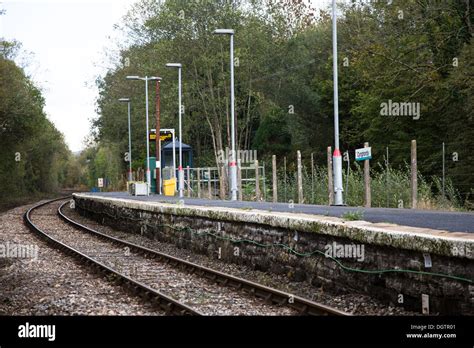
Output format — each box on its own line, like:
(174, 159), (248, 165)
(341, 211), (364, 221)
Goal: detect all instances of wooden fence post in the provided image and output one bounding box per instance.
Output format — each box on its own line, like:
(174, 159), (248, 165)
(237, 159), (243, 201)
(411, 140), (417, 209)
(207, 168), (212, 199)
(311, 152), (315, 203)
(297, 150), (303, 204)
(327, 147), (334, 205)
(255, 159), (260, 201)
(272, 155), (278, 203)
(197, 168), (201, 198)
(283, 156), (287, 202)
(219, 165), (226, 200)
(186, 166), (191, 198)
(364, 142), (371, 208)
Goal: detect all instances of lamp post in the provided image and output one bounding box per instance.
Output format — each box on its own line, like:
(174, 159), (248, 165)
(155, 79), (162, 195)
(165, 63), (184, 198)
(332, 0), (344, 205)
(118, 98), (132, 182)
(213, 28), (237, 201)
(126, 75), (162, 195)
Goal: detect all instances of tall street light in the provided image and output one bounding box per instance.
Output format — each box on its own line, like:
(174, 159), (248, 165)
(165, 63), (184, 198)
(214, 28), (237, 201)
(155, 79), (162, 195)
(118, 98), (132, 182)
(126, 75), (162, 195)
(332, 0), (344, 205)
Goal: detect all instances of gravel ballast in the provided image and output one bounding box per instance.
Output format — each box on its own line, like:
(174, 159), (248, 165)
(31, 200), (296, 316)
(0, 201), (164, 315)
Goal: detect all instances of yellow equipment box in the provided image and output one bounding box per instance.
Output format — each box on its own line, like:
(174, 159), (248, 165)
(163, 178), (176, 196)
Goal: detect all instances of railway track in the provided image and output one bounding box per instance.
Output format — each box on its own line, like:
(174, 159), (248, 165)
(24, 197), (199, 315)
(24, 197), (349, 316)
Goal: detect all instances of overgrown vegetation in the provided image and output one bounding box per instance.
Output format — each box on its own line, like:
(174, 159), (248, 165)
(0, 38), (81, 210)
(341, 211), (364, 221)
(274, 163), (464, 210)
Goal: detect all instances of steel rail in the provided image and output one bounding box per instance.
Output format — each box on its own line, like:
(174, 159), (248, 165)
(59, 200), (350, 316)
(24, 198), (201, 316)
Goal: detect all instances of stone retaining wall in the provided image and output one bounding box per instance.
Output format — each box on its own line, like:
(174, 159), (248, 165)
(73, 194), (474, 315)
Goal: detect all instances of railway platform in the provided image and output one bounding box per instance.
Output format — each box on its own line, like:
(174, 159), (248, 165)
(72, 192), (474, 315)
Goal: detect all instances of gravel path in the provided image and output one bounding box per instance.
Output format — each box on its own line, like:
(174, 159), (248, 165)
(31, 200), (296, 316)
(65, 203), (419, 315)
(0, 201), (164, 315)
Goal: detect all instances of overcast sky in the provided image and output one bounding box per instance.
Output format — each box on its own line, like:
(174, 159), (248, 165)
(1, 0), (136, 152)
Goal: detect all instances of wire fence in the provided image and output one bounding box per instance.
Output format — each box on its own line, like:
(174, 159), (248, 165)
(272, 141), (470, 210)
(116, 140), (471, 210)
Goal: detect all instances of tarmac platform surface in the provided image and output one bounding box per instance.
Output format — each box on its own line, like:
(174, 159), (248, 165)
(80, 192), (474, 234)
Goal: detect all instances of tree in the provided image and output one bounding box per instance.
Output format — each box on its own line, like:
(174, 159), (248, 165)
(0, 42), (71, 206)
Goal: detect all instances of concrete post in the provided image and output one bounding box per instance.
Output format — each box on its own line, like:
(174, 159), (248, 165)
(237, 159), (243, 201)
(186, 166), (191, 198)
(272, 155), (278, 203)
(442, 142), (445, 198)
(219, 165), (226, 200)
(207, 168), (212, 199)
(255, 159), (260, 201)
(297, 150), (303, 204)
(311, 152), (315, 203)
(283, 156), (287, 202)
(197, 168), (201, 198)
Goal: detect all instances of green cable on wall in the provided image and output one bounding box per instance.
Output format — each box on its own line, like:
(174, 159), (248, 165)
(82, 204), (474, 284)
(158, 223), (473, 284)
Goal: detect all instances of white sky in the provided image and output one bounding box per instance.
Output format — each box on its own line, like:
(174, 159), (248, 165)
(1, 0), (137, 152)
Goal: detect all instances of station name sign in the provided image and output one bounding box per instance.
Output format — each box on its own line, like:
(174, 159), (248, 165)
(150, 130), (173, 142)
(355, 147), (372, 161)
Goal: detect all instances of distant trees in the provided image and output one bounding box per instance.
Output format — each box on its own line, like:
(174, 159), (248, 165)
(0, 40), (72, 206)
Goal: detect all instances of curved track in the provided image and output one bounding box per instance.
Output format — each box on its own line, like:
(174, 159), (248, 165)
(24, 198), (200, 316)
(25, 197), (349, 316)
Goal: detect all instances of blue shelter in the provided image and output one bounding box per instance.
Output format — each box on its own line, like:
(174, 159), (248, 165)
(161, 140), (193, 171)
